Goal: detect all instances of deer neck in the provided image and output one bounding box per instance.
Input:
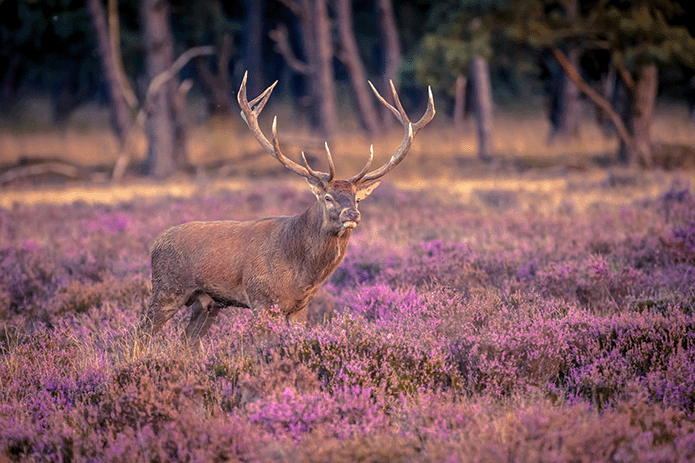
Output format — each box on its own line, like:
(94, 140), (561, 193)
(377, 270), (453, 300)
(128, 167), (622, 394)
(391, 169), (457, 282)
(291, 202), (351, 280)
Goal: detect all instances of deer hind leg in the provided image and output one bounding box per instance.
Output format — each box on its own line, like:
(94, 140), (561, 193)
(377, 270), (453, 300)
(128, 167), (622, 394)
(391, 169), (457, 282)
(139, 291), (190, 341)
(183, 293), (220, 348)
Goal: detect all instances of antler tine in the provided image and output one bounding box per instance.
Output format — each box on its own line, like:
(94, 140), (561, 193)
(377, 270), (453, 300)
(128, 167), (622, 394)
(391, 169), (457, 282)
(324, 142), (336, 181)
(299, 151), (324, 181)
(412, 86), (436, 135)
(367, 81), (406, 125)
(239, 71), (333, 182)
(300, 142), (334, 182)
(347, 144), (374, 183)
(354, 82), (435, 184)
(248, 81), (276, 113)
(238, 71), (278, 117)
(359, 124), (413, 184)
(388, 80), (410, 125)
(271, 117), (313, 179)
(238, 72), (274, 155)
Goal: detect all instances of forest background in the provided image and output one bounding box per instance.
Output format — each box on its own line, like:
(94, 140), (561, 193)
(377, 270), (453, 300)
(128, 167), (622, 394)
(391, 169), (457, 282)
(2, 0), (695, 184)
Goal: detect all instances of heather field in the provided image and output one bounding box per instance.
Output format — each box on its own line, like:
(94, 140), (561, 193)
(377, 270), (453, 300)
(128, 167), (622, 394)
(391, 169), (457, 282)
(1, 168), (695, 462)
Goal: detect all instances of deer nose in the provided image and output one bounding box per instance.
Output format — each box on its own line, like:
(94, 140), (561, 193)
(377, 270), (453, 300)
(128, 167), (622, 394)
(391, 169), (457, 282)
(342, 208), (360, 224)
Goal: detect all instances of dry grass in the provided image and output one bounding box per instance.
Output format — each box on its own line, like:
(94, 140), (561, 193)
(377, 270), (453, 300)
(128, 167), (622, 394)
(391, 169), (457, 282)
(1, 99), (693, 172)
(2, 162), (694, 218)
(1, 99), (694, 210)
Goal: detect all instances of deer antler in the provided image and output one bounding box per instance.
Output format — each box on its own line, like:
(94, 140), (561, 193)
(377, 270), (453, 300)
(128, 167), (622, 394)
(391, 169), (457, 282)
(349, 81), (435, 185)
(238, 71), (334, 182)
(347, 145), (374, 184)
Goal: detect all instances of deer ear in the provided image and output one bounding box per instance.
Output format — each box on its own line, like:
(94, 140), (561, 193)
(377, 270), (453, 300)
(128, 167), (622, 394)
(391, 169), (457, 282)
(306, 177), (327, 199)
(356, 181), (381, 201)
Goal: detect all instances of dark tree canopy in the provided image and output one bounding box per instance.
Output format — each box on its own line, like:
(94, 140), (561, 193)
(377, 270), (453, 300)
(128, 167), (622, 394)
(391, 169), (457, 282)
(3, 0), (695, 172)
(509, 0), (695, 70)
(0, 0), (99, 116)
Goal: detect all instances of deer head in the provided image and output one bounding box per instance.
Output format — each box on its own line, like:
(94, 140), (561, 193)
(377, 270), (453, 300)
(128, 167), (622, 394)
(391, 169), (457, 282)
(237, 72), (435, 236)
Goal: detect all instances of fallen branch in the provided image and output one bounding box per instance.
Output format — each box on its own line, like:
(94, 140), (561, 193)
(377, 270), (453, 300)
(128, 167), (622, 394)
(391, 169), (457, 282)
(0, 162), (82, 185)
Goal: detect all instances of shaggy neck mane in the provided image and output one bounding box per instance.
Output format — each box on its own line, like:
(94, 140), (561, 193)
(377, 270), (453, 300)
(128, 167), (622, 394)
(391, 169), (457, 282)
(284, 201), (351, 283)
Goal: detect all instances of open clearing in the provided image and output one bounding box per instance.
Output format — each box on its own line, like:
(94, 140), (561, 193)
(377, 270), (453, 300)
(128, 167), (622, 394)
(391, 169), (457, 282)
(2, 161), (695, 461)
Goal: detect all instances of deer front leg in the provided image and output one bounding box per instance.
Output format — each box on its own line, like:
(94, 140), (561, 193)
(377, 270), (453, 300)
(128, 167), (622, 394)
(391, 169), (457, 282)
(139, 291), (190, 341)
(183, 293), (220, 348)
(287, 306), (308, 324)
(283, 285), (317, 324)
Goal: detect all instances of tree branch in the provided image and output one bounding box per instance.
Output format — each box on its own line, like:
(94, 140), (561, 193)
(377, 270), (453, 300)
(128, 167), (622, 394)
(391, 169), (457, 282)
(145, 45), (215, 102)
(551, 47), (633, 151)
(218, 32), (233, 79)
(617, 64), (635, 92)
(108, 0), (138, 110)
(269, 24), (311, 75)
(276, 0), (301, 17)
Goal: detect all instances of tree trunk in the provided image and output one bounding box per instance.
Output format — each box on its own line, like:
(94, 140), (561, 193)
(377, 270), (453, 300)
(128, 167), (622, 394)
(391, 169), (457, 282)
(141, 0), (178, 178)
(0, 55), (21, 112)
(195, 34), (233, 116)
(171, 78), (190, 168)
(243, 0), (265, 97)
(86, 0), (131, 143)
(616, 78), (633, 164)
(377, 0), (401, 127)
(107, 0), (138, 109)
(336, 0), (381, 135)
(548, 47), (580, 139)
(314, 0), (338, 138)
(471, 56), (493, 161)
(629, 63), (658, 166)
(453, 73), (467, 128)
(271, 0), (338, 139)
(549, 0), (580, 140)
(559, 47), (581, 136)
(599, 65), (617, 134)
(53, 81), (81, 124)
(298, 0), (317, 74)
(297, 0), (321, 132)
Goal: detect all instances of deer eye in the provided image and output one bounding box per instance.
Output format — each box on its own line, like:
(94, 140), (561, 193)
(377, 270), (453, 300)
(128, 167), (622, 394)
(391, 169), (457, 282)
(324, 194), (334, 202)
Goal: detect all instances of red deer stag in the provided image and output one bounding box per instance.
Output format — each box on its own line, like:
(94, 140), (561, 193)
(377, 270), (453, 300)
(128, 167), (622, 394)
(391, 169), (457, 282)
(139, 72), (435, 347)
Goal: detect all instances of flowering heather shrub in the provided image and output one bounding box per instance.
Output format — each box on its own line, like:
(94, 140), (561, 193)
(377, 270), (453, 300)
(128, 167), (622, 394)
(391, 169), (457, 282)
(0, 239), (58, 320)
(246, 384), (390, 441)
(647, 346), (695, 416)
(2, 176), (695, 461)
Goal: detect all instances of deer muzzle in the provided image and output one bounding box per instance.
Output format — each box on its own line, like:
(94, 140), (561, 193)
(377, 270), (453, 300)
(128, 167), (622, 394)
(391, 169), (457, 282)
(340, 208), (361, 229)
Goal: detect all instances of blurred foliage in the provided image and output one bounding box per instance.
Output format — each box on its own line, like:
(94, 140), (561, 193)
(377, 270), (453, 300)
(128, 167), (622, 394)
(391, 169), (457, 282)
(413, 0), (503, 94)
(508, 0), (695, 70)
(1, 0), (695, 124)
(172, 0), (244, 48)
(416, 21), (492, 95)
(414, 0), (695, 99)
(0, 0), (246, 112)
(0, 0), (97, 95)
